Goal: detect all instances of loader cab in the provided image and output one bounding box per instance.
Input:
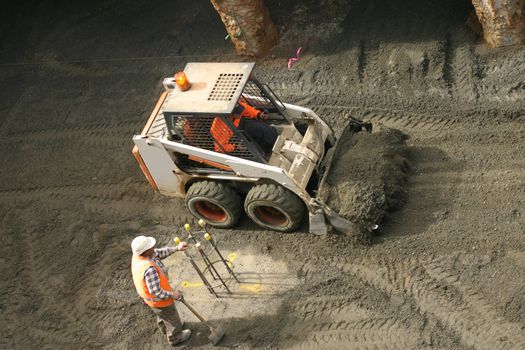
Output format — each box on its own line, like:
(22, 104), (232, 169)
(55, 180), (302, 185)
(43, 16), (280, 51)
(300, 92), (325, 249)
(161, 62), (292, 173)
(164, 112), (268, 169)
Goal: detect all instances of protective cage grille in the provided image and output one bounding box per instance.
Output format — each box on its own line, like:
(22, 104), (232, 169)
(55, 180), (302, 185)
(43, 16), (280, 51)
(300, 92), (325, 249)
(167, 114), (264, 170)
(241, 81), (279, 111)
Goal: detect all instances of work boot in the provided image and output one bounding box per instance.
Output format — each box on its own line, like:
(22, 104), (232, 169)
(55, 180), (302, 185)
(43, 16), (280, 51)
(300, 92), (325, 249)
(171, 329), (191, 346)
(159, 322), (185, 335)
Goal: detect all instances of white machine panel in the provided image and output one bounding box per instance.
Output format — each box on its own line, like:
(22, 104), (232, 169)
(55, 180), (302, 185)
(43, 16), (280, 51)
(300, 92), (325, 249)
(133, 136), (188, 198)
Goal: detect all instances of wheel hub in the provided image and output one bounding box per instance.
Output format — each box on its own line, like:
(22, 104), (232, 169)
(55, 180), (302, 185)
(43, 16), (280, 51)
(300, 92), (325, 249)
(194, 200), (228, 223)
(254, 205), (288, 227)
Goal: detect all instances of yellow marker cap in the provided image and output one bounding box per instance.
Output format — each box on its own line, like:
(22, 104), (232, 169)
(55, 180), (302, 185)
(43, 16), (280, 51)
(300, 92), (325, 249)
(174, 237), (181, 244)
(204, 233), (212, 241)
(184, 223), (191, 231)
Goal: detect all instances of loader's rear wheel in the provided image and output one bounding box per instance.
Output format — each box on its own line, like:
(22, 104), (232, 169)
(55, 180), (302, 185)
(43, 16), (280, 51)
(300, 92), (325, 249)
(244, 183), (305, 232)
(186, 181), (242, 228)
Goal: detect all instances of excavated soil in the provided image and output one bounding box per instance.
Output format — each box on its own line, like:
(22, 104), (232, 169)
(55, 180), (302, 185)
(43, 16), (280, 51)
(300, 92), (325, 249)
(325, 125), (409, 238)
(2, 0), (525, 349)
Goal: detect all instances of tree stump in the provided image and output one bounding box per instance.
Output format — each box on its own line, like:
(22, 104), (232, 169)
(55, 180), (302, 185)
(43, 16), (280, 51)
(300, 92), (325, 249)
(210, 0), (278, 57)
(471, 0), (525, 47)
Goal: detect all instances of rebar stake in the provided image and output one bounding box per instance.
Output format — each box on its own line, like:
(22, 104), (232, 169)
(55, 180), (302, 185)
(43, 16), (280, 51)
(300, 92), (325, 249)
(175, 237), (218, 298)
(196, 242), (231, 294)
(185, 224), (219, 280)
(200, 220), (240, 283)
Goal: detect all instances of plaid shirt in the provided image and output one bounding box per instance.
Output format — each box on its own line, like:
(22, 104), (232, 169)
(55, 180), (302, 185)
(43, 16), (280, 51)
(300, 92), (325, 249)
(143, 247), (178, 300)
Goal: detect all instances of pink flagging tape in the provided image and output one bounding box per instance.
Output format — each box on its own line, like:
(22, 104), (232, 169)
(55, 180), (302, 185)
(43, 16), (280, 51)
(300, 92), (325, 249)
(287, 47), (303, 70)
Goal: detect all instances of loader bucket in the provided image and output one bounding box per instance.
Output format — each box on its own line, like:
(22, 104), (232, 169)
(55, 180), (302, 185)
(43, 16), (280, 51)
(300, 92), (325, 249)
(310, 198), (361, 235)
(311, 117), (372, 235)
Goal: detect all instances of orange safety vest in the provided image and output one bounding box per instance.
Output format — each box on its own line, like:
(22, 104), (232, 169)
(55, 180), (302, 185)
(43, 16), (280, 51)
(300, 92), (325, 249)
(211, 101), (260, 153)
(131, 255), (174, 308)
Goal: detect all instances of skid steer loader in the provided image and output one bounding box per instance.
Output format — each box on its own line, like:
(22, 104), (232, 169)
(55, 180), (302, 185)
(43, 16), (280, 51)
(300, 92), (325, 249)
(132, 62), (370, 234)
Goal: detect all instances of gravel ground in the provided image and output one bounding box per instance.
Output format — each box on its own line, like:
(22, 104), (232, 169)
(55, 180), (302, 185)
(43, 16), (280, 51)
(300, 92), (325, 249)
(1, 0), (525, 349)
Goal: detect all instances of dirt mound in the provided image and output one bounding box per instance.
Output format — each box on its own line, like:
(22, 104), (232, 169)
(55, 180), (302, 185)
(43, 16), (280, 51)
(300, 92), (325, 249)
(325, 125), (410, 238)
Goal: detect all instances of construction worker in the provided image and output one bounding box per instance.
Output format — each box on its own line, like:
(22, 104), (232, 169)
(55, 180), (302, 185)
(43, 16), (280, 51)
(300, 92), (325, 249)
(131, 235), (191, 347)
(211, 100), (278, 155)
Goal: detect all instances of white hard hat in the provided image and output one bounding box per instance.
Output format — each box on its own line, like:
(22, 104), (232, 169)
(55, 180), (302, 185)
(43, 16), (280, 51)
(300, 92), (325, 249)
(131, 235), (156, 255)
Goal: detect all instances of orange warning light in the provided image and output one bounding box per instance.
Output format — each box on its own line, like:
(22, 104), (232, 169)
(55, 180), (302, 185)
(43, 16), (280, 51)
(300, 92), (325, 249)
(174, 71), (191, 91)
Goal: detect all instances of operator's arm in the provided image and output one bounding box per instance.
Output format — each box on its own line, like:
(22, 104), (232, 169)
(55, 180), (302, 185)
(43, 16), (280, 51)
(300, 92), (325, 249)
(144, 267), (180, 300)
(154, 247), (177, 259)
(154, 242), (188, 259)
(239, 101), (261, 119)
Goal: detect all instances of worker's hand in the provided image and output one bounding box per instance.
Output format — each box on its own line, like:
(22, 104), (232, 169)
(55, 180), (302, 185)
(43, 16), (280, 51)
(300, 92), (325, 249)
(172, 290), (183, 301)
(176, 241), (188, 251)
(259, 112), (269, 120)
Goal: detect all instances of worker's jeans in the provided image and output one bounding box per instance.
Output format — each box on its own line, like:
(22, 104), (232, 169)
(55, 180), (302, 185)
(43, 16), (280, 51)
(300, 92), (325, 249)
(238, 118), (278, 154)
(150, 304), (185, 345)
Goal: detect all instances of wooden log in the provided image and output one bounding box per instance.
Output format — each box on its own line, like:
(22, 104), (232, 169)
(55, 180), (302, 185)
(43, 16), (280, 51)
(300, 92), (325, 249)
(210, 0), (278, 57)
(471, 0), (525, 47)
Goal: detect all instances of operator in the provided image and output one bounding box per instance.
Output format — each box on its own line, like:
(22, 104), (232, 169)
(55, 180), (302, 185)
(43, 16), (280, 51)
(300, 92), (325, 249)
(211, 100), (278, 155)
(131, 235), (192, 347)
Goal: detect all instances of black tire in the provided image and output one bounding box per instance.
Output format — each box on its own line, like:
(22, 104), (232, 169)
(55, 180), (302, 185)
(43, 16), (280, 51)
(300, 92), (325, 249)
(186, 181), (242, 228)
(244, 183), (305, 232)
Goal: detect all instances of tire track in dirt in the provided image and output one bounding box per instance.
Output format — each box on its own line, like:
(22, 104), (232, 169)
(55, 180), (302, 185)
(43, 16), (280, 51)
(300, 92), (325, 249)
(289, 318), (421, 350)
(442, 33), (454, 95)
(0, 205), (98, 348)
(357, 41), (367, 84)
(256, 68), (304, 93)
(289, 296), (374, 321)
(0, 181), (188, 222)
(450, 30), (478, 101)
(360, 110), (455, 136)
(55, 271), (139, 348)
(279, 267), (454, 348)
(19, 227), (104, 347)
(0, 216), (32, 348)
(258, 21), (525, 117)
(281, 290), (430, 349)
(310, 104), (457, 137)
(285, 301), (425, 349)
(3, 201), (146, 348)
(0, 181), (158, 200)
(301, 256), (525, 350)
(0, 121), (146, 191)
(0, 120), (144, 149)
(0, 182), (183, 347)
(361, 41), (381, 89)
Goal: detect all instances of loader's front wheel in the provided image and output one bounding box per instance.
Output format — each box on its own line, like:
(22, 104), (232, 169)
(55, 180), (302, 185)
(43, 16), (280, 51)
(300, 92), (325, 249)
(245, 183), (305, 232)
(186, 181), (242, 228)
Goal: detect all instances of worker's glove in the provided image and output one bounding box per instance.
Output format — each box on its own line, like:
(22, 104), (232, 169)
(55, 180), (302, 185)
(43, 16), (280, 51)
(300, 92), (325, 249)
(259, 112), (269, 120)
(173, 290), (183, 301)
(177, 241), (189, 251)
